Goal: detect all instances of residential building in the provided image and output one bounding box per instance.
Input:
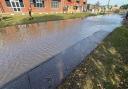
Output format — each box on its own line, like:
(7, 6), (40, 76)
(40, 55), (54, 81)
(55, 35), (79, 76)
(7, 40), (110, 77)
(111, 5), (120, 12)
(0, 0), (87, 14)
(87, 4), (108, 14)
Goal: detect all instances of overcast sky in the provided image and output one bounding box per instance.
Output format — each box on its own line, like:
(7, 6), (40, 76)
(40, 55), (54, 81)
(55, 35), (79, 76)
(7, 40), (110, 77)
(87, 0), (128, 6)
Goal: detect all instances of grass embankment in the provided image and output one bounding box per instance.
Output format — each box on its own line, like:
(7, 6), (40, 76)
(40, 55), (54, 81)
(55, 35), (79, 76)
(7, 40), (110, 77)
(58, 25), (128, 89)
(0, 13), (94, 28)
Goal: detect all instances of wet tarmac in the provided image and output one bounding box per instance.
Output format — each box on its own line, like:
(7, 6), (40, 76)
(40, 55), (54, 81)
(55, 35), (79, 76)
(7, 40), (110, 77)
(0, 14), (122, 89)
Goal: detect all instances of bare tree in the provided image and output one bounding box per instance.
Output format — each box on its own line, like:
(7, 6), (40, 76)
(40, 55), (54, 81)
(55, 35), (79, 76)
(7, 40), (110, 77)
(96, 0), (100, 7)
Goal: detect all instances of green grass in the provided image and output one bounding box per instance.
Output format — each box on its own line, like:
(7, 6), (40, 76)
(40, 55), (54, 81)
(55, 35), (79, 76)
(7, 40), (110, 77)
(58, 25), (128, 89)
(0, 13), (95, 28)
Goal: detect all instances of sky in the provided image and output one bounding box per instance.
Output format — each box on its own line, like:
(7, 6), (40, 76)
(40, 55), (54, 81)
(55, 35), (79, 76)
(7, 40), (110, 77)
(87, 0), (128, 6)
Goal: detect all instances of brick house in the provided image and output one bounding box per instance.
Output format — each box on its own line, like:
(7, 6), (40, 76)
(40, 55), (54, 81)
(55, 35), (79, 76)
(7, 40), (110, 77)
(0, 0), (87, 14)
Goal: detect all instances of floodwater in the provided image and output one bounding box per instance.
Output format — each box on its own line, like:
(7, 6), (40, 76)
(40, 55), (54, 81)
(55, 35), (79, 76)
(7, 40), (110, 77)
(0, 14), (122, 88)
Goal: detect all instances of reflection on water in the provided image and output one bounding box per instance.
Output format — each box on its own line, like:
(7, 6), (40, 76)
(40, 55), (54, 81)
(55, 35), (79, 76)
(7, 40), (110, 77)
(0, 19), (82, 45)
(57, 59), (64, 81)
(0, 15), (122, 88)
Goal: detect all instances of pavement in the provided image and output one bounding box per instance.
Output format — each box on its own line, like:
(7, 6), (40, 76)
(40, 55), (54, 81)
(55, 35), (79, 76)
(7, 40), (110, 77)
(0, 14), (122, 89)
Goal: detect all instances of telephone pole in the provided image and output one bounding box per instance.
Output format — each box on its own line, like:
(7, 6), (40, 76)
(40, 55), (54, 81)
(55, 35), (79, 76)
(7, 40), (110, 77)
(108, 0), (110, 9)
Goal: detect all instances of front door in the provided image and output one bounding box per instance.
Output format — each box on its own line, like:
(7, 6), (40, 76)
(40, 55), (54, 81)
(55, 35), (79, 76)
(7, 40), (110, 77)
(10, 0), (21, 12)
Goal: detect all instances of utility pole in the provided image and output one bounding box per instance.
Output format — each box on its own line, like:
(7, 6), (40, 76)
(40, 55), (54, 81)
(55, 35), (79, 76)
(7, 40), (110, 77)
(108, 0), (110, 9)
(107, 0), (110, 13)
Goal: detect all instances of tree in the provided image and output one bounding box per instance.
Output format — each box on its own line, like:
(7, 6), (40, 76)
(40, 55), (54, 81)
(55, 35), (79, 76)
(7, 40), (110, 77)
(114, 5), (118, 7)
(120, 4), (128, 9)
(96, 0), (100, 7)
(95, 0), (100, 10)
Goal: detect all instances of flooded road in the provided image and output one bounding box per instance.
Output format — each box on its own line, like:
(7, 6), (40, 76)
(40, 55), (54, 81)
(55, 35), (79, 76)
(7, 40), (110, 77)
(0, 14), (122, 89)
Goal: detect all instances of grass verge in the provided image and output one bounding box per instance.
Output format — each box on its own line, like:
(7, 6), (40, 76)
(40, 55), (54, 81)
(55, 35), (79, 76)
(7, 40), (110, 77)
(58, 25), (128, 89)
(0, 13), (95, 28)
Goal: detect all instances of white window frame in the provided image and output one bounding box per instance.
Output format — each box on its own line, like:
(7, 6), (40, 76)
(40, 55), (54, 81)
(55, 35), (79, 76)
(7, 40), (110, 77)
(51, 1), (59, 8)
(35, 0), (44, 8)
(10, 0), (22, 12)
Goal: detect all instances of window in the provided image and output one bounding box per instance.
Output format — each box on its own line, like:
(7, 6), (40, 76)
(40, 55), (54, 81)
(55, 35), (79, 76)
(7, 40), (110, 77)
(73, 6), (78, 10)
(30, 0), (34, 4)
(34, 0), (45, 8)
(9, 0), (24, 12)
(51, 0), (59, 8)
(83, 2), (86, 4)
(5, 0), (24, 7)
(5, 0), (11, 7)
(19, 0), (24, 7)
